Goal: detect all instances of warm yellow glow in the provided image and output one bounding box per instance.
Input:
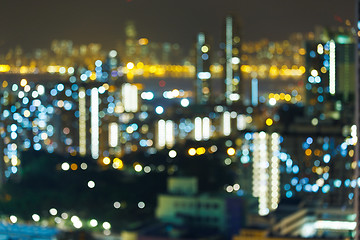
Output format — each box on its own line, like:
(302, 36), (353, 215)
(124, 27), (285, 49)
(71, 163), (78, 171)
(298, 48), (306, 55)
(196, 147), (206, 155)
(127, 62), (135, 70)
(20, 79), (27, 87)
(90, 72), (96, 81)
(201, 46), (209, 53)
(137, 62), (144, 69)
(227, 147), (236, 156)
(266, 118), (273, 126)
(0, 65), (10, 72)
(138, 38), (149, 45)
(113, 158), (124, 169)
(188, 148), (196, 156)
(103, 157), (111, 165)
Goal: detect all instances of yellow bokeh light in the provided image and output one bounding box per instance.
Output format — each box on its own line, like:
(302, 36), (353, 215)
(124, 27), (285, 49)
(196, 147), (206, 155)
(103, 157), (111, 165)
(137, 62), (144, 69)
(279, 93), (285, 100)
(138, 38), (149, 45)
(284, 94), (291, 102)
(298, 48), (306, 55)
(90, 72), (96, 81)
(266, 118), (273, 126)
(305, 149), (312, 156)
(126, 62), (135, 70)
(188, 148), (196, 156)
(20, 79), (27, 87)
(227, 147), (236, 156)
(0, 65), (10, 72)
(113, 158), (124, 169)
(201, 46), (209, 53)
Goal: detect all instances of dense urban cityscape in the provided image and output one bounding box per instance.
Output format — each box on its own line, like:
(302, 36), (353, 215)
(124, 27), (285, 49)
(0, 0), (358, 239)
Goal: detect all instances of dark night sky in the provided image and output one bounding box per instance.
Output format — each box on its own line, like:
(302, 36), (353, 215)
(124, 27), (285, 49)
(0, 0), (355, 52)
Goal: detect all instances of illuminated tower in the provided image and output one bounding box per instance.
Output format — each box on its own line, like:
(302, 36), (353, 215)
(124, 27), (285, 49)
(305, 33), (355, 119)
(252, 132), (280, 216)
(91, 87), (99, 159)
(224, 15), (242, 105)
(196, 32), (211, 104)
(125, 21), (137, 61)
(304, 41), (330, 118)
(355, 1), (360, 238)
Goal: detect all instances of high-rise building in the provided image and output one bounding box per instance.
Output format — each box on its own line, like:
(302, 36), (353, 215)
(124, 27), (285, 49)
(224, 15), (242, 105)
(304, 28), (355, 120)
(252, 132), (281, 216)
(195, 32), (212, 105)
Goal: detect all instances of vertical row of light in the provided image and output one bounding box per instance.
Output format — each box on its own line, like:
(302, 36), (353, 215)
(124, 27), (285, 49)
(157, 120), (166, 149)
(194, 117), (202, 141)
(197, 33), (205, 104)
(202, 117), (211, 140)
(258, 132), (268, 216)
(251, 78), (258, 106)
(253, 132), (270, 216)
(122, 83), (138, 112)
(91, 88), (99, 159)
(223, 111), (231, 136)
(78, 88), (86, 156)
(108, 123), (118, 148)
(237, 115), (246, 131)
(225, 16), (233, 105)
(329, 40), (336, 95)
(253, 133), (261, 199)
(270, 133), (280, 211)
(165, 120), (175, 148)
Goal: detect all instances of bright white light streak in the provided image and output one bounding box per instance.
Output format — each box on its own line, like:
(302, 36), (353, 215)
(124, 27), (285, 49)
(223, 111), (231, 136)
(122, 83), (138, 112)
(202, 117), (211, 140)
(315, 220), (356, 230)
(237, 115), (246, 130)
(194, 117), (202, 141)
(157, 120), (166, 148)
(79, 88), (86, 156)
(91, 88), (99, 159)
(329, 40), (336, 95)
(109, 123), (118, 147)
(165, 120), (175, 147)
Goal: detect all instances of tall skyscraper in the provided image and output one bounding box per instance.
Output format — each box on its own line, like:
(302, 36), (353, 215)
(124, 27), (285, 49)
(354, 1), (360, 238)
(195, 32), (211, 105)
(224, 15), (242, 105)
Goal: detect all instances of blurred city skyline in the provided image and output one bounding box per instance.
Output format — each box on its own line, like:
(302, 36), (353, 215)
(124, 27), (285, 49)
(0, 0), (354, 52)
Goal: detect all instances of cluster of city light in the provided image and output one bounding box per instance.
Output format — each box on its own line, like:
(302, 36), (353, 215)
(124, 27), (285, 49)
(163, 89), (188, 99)
(240, 65), (305, 79)
(268, 91), (302, 106)
(188, 145), (218, 156)
(194, 117), (211, 141)
(7, 209), (112, 235)
(252, 132), (280, 216)
(102, 157), (124, 170)
(281, 135), (357, 200)
(157, 120), (175, 148)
